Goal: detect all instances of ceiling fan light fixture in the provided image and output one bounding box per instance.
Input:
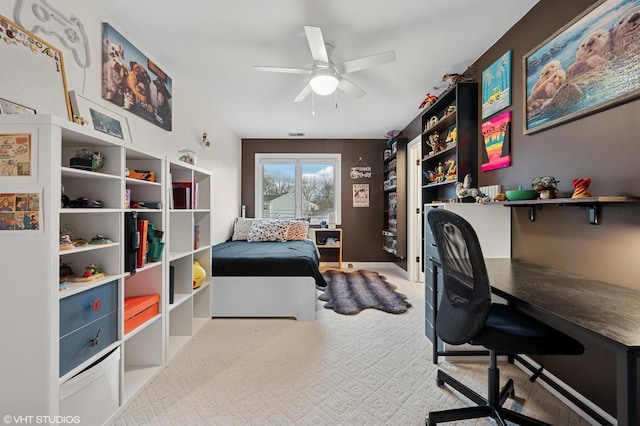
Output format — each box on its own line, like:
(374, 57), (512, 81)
(309, 68), (339, 96)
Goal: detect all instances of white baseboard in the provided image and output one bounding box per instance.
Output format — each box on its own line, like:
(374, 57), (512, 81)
(515, 356), (615, 426)
(344, 261), (408, 277)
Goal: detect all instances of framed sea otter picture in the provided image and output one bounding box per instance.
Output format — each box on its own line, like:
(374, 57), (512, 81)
(523, 0), (640, 134)
(101, 23), (173, 131)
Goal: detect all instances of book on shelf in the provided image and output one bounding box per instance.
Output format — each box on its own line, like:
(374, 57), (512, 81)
(172, 180), (197, 209)
(136, 219), (149, 268)
(172, 186), (190, 209)
(194, 224), (200, 250)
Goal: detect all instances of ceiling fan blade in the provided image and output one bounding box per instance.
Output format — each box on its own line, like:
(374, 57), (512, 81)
(337, 50), (396, 74)
(304, 26), (329, 63)
(253, 65), (310, 74)
(338, 77), (366, 99)
(293, 84), (312, 102)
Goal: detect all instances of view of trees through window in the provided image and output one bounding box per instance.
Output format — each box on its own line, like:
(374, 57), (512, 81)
(260, 158), (338, 222)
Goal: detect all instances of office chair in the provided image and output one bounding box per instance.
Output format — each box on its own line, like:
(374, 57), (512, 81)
(426, 209), (584, 426)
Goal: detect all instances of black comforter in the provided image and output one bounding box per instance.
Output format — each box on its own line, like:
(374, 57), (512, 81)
(211, 239), (326, 287)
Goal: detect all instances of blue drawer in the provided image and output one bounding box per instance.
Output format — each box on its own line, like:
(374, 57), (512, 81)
(59, 311), (118, 376)
(60, 281), (118, 338)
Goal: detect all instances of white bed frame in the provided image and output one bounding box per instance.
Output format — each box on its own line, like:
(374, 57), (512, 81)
(211, 276), (317, 320)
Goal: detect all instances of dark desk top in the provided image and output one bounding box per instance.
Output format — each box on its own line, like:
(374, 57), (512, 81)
(485, 258), (640, 350)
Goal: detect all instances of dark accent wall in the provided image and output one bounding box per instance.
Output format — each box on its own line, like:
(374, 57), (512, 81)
(403, 0), (640, 418)
(242, 138), (394, 263)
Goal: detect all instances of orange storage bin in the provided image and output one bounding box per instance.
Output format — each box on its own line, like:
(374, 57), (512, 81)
(124, 294), (160, 334)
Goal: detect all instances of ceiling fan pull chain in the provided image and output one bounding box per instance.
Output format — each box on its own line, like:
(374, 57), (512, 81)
(311, 91), (315, 117)
(334, 90), (338, 109)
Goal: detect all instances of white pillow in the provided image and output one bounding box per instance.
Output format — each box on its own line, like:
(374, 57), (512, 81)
(231, 217), (257, 241)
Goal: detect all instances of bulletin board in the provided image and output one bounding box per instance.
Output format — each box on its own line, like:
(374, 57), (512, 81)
(0, 15), (71, 120)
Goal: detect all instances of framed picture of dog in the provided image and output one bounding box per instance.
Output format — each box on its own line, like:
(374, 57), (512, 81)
(523, 0), (640, 134)
(101, 23), (172, 131)
(69, 91), (132, 143)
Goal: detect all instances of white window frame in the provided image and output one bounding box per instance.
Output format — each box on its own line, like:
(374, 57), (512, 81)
(255, 153), (341, 224)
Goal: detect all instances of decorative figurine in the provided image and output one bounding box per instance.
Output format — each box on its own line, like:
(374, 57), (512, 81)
(419, 93), (438, 109)
(456, 174), (485, 202)
(427, 132), (446, 154)
(571, 178), (592, 198)
(532, 176), (559, 199)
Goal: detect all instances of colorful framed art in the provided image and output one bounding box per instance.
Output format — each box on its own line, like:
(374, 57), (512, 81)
(524, 0), (640, 134)
(101, 23), (173, 131)
(481, 111), (511, 172)
(482, 51), (511, 119)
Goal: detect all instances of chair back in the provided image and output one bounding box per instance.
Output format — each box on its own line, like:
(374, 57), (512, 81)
(427, 209), (491, 345)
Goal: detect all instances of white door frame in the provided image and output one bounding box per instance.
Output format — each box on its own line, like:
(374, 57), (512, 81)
(407, 135), (424, 283)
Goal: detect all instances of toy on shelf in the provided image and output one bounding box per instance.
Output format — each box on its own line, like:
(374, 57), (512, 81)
(419, 93), (438, 109)
(427, 132), (446, 154)
(60, 234), (73, 250)
(532, 176), (559, 199)
(89, 234), (112, 244)
(71, 263), (105, 282)
(571, 178), (592, 198)
(456, 174), (485, 203)
(59, 262), (77, 288)
(445, 158), (456, 180)
(193, 261), (206, 289)
(445, 127), (457, 146)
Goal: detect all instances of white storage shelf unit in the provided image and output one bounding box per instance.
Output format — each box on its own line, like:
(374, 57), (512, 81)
(0, 115), (167, 423)
(166, 160), (212, 360)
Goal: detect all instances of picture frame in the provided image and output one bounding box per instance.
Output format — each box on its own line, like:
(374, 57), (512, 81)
(0, 15), (71, 120)
(0, 133), (37, 183)
(481, 111), (511, 172)
(102, 23), (173, 131)
(0, 97), (36, 115)
(69, 91), (132, 143)
(352, 184), (369, 208)
(482, 51), (511, 119)
(523, 0), (640, 134)
(0, 188), (42, 233)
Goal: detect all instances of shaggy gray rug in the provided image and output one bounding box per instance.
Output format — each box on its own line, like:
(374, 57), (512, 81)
(319, 269), (412, 315)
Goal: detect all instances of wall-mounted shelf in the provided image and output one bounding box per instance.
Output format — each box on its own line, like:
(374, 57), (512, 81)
(503, 196), (639, 224)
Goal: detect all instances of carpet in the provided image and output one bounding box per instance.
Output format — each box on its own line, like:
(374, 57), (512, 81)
(319, 269), (412, 315)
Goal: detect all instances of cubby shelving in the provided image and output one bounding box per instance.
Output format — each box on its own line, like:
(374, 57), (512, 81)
(0, 114), (168, 424)
(166, 160), (212, 360)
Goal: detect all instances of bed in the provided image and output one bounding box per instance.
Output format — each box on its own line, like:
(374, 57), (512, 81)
(211, 218), (326, 321)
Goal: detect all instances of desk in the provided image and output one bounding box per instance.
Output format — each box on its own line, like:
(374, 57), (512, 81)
(484, 259), (640, 426)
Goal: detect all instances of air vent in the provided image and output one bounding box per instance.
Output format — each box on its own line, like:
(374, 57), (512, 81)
(288, 132), (305, 137)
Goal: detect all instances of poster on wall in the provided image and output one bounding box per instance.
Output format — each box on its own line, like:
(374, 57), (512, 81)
(524, 0), (640, 134)
(101, 23), (172, 131)
(482, 51), (511, 119)
(0, 190), (41, 232)
(0, 133), (33, 178)
(352, 184), (369, 207)
(481, 111), (511, 172)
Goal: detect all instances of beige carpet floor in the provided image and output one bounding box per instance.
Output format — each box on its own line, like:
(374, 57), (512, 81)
(111, 267), (592, 425)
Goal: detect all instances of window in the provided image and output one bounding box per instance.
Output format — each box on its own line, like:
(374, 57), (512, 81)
(256, 154), (341, 224)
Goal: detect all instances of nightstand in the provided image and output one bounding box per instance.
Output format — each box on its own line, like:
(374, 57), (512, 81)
(313, 228), (342, 270)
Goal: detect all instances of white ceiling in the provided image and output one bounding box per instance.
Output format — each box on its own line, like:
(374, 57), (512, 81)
(97, 0), (539, 139)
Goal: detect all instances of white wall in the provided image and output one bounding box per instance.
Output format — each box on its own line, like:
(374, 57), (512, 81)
(0, 0), (241, 243)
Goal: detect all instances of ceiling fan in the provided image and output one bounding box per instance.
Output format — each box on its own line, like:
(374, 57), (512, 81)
(253, 26), (396, 103)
